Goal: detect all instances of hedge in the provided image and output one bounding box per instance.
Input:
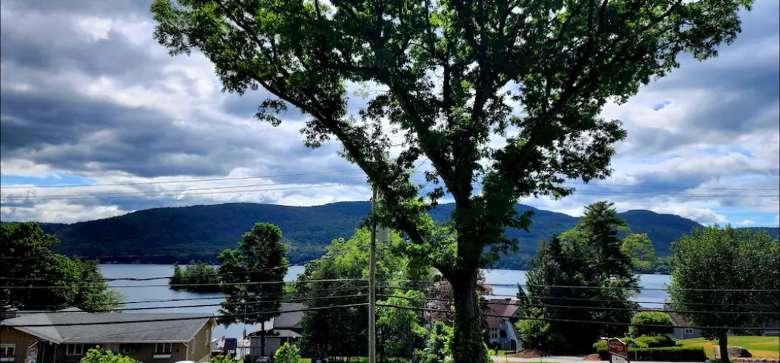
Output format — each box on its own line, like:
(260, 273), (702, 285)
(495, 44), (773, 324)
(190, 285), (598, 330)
(595, 342), (707, 361)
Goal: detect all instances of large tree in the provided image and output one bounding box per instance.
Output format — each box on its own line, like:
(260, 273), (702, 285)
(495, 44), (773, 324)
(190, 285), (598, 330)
(669, 227), (780, 363)
(151, 1), (750, 360)
(218, 222), (289, 356)
(1, 222), (121, 311)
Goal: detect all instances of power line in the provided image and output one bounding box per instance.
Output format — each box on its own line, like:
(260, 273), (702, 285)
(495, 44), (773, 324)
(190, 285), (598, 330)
(0, 174), (314, 189)
(0, 265), (289, 282)
(0, 183), (356, 202)
(19, 293), (370, 314)
(0, 278), (368, 289)
(379, 294), (779, 316)
(377, 303), (776, 331)
(380, 280), (780, 293)
(2, 303), (369, 328)
(481, 292), (778, 308)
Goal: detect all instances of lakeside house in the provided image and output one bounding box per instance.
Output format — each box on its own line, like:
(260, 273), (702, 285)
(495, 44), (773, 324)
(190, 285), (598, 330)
(247, 303), (304, 358)
(1, 310), (215, 363)
(485, 299), (521, 351)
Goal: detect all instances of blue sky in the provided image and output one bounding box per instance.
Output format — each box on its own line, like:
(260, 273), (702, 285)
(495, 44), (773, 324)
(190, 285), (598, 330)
(1, 0), (778, 225)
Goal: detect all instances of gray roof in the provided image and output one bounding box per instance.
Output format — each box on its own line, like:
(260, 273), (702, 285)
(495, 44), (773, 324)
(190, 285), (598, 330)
(271, 303), (304, 329)
(1, 312), (214, 344)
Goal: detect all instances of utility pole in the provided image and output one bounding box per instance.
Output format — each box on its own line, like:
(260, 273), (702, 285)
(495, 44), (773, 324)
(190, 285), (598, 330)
(368, 186), (377, 363)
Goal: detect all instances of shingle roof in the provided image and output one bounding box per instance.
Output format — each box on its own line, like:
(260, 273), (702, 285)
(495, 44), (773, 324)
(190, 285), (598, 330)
(485, 299), (520, 329)
(1, 312), (214, 344)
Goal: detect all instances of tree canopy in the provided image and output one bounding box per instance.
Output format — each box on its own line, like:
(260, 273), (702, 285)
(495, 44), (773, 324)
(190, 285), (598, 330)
(669, 227), (780, 363)
(517, 201), (639, 353)
(151, 0), (752, 360)
(0, 222), (121, 311)
(218, 222), (289, 325)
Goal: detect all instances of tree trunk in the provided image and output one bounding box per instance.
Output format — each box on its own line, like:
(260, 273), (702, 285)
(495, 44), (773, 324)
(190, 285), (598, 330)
(261, 321), (266, 357)
(450, 268), (488, 363)
(719, 331), (729, 363)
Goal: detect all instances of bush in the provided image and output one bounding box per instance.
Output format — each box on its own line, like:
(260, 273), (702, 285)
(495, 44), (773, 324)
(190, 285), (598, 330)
(629, 311), (675, 337)
(274, 342), (301, 363)
(516, 319), (569, 352)
(80, 348), (141, 363)
(594, 341), (706, 361)
(634, 335), (676, 348)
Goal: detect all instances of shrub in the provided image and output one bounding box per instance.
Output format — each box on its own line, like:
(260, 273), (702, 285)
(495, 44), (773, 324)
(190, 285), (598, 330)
(634, 335), (676, 348)
(516, 319), (569, 352)
(80, 348), (141, 363)
(629, 311), (675, 337)
(594, 341), (706, 361)
(274, 342), (301, 363)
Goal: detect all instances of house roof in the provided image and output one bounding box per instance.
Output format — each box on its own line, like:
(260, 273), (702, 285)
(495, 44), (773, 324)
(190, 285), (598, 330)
(485, 299), (520, 329)
(249, 303), (305, 336)
(1, 312), (214, 344)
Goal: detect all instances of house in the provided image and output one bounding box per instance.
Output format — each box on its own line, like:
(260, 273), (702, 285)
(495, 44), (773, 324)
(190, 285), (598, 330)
(484, 299), (521, 351)
(247, 303), (304, 358)
(1, 310), (216, 363)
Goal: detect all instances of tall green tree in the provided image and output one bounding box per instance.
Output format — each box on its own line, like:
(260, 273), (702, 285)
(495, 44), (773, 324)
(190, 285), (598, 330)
(1, 223), (121, 311)
(297, 228), (426, 359)
(218, 223), (289, 356)
(518, 202), (639, 353)
(669, 227), (780, 363)
(151, 1), (750, 360)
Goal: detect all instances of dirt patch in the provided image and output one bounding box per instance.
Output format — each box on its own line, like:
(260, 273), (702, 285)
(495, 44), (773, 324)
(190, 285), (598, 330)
(507, 350), (544, 358)
(582, 353), (602, 360)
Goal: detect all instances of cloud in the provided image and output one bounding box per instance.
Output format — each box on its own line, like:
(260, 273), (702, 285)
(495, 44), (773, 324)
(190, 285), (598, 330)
(1, 0), (777, 227)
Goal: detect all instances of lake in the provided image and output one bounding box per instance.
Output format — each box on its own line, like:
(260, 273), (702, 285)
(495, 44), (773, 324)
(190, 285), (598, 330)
(100, 264), (671, 340)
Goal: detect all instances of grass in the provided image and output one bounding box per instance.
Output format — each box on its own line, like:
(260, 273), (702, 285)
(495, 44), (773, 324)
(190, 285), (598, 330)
(678, 336), (780, 359)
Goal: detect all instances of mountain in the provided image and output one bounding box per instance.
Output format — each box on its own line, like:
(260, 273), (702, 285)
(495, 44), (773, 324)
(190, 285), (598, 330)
(27, 201), (747, 268)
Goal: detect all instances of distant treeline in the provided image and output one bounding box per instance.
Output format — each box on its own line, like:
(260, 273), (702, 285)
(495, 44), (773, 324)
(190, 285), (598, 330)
(170, 262), (222, 293)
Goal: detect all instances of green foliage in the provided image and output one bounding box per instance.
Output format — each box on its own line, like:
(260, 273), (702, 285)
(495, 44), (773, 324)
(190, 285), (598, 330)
(377, 290), (428, 358)
(208, 355), (237, 363)
(669, 227), (780, 362)
(593, 344), (707, 362)
(274, 342), (302, 363)
(416, 321), (454, 363)
(151, 0), (750, 360)
(518, 202), (639, 353)
(218, 223), (289, 325)
(621, 233), (656, 272)
(629, 312), (675, 337)
(593, 335), (676, 352)
(298, 228), (424, 359)
(80, 347), (140, 363)
(0, 223), (121, 311)
(35, 202), (725, 270)
(170, 262), (221, 292)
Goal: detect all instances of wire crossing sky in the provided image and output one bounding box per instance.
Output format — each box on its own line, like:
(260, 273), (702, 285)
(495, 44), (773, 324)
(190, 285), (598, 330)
(0, 0), (778, 226)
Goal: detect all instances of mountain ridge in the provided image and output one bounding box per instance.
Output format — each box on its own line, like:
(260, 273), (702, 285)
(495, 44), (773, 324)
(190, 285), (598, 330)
(19, 201), (778, 268)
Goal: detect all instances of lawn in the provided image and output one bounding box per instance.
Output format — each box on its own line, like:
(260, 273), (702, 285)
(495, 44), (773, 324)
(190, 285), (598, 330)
(678, 336), (780, 359)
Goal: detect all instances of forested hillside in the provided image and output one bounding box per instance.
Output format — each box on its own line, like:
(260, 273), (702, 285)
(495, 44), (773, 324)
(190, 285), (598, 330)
(31, 202), (777, 268)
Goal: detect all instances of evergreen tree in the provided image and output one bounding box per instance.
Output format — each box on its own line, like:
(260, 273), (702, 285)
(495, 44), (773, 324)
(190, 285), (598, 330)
(518, 202), (639, 353)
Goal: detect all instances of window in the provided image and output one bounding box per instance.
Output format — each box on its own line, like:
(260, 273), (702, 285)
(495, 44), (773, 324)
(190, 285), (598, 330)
(66, 344), (85, 356)
(154, 343), (173, 358)
(1, 344), (15, 362)
(684, 328), (695, 335)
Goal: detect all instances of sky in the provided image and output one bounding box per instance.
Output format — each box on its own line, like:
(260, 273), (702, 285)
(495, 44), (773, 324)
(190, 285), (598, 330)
(1, 0), (778, 226)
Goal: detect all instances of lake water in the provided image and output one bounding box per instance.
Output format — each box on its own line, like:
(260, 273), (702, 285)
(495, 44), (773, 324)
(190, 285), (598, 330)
(100, 264), (671, 340)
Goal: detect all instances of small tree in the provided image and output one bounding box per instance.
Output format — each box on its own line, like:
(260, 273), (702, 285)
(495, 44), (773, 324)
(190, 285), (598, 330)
(377, 290), (428, 359)
(621, 233), (656, 273)
(80, 348), (140, 363)
(274, 342), (302, 363)
(417, 321), (454, 363)
(670, 227), (780, 363)
(218, 223), (289, 357)
(629, 311), (674, 337)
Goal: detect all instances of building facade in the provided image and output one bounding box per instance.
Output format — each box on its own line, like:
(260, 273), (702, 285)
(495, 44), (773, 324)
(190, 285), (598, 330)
(1, 311), (215, 363)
